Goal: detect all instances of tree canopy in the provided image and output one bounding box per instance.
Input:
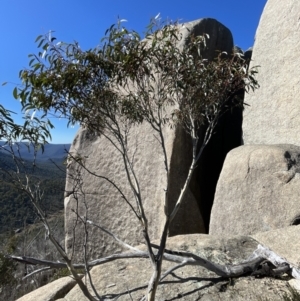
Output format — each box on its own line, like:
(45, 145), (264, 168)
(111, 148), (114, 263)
(5, 17), (260, 301)
(15, 19), (258, 140)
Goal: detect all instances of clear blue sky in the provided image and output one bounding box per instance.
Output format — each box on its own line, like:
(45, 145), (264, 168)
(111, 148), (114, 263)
(0, 0), (267, 144)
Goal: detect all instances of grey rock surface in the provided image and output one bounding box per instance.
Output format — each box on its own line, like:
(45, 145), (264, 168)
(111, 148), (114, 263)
(177, 18), (233, 58)
(210, 144), (300, 236)
(64, 18), (234, 261)
(243, 0), (300, 145)
(251, 225), (300, 266)
(15, 276), (77, 301)
(64, 229), (300, 300)
(289, 279), (300, 293)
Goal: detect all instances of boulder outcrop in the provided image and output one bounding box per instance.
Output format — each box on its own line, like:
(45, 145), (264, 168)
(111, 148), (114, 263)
(64, 227), (300, 300)
(209, 144), (300, 236)
(15, 276), (78, 301)
(64, 18), (234, 260)
(243, 0), (300, 145)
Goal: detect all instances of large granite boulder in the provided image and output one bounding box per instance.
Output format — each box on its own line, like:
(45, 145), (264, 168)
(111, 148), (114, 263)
(210, 144), (300, 236)
(15, 276), (78, 301)
(65, 18), (234, 260)
(243, 0), (300, 144)
(64, 227), (300, 300)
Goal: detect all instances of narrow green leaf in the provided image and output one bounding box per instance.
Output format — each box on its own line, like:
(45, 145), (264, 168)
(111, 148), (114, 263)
(35, 35), (43, 43)
(29, 58), (35, 66)
(13, 87), (18, 99)
(33, 63), (41, 71)
(43, 43), (49, 51)
(37, 39), (45, 48)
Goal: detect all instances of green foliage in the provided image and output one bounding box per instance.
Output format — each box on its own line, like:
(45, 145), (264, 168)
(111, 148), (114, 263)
(0, 178), (65, 233)
(0, 233), (17, 288)
(6, 17), (260, 301)
(0, 104), (53, 148)
(16, 18), (259, 140)
(0, 152), (65, 234)
(50, 267), (84, 281)
(51, 267), (71, 280)
(0, 253), (17, 287)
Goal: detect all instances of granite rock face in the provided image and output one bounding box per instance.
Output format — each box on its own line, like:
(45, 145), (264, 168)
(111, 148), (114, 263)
(176, 18), (233, 57)
(210, 144), (300, 236)
(64, 228), (300, 301)
(15, 276), (78, 301)
(243, 0), (300, 145)
(64, 18), (234, 261)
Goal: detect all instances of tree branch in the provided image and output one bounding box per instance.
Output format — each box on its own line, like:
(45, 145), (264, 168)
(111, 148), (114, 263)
(8, 244), (300, 280)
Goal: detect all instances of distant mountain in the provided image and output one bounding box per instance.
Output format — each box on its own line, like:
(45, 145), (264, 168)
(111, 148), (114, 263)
(0, 141), (71, 163)
(0, 150), (66, 179)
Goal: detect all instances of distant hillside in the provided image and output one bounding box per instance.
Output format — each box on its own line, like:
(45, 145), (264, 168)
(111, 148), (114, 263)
(0, 142), (68, 300)
(0, 212), (65, 301)
(0, 141), (71, 163)
(0, 145), (66, 233)
(0, 150), (66, 178)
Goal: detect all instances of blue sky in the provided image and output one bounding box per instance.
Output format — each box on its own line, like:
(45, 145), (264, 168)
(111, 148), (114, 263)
(0, 0), (267, 144)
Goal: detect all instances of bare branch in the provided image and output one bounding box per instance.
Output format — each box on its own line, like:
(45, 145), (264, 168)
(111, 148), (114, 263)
(86, 219), (141, 253)
(22, 266), (52, 280)
(9, 244), (300, 280)
(67, 151), (139, 220)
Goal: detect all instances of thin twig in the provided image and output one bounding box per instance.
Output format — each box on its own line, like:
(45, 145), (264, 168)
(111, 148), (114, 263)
(86, 219), (141, 253)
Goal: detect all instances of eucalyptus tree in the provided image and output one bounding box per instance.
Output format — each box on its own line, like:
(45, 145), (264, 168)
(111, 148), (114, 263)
(10, 17), (262, 301)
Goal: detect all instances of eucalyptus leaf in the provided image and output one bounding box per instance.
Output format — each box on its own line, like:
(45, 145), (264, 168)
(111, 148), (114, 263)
(13, 87), (18, 99)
